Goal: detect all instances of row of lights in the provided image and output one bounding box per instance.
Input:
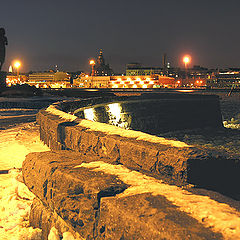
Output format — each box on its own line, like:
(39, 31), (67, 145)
(89, 55), (192, 74)
(9, 55), (191, 78)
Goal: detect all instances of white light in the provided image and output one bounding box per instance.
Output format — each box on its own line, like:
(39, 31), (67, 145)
(84, 108), (95, 121)
(108, 103), (122, 122)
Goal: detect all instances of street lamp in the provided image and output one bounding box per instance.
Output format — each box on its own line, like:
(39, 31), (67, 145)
(14, 60), (21, 80)
(183, 55), (191, 69)
(183, 55), (191, 80)
(89, 60), (95, 76)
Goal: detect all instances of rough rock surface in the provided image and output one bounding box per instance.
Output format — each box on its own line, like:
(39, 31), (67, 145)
(37, 109), (240, 198)
(97, 193), (223, 240)
(23, 151), (224, 240)
(23, 151), (128, 239)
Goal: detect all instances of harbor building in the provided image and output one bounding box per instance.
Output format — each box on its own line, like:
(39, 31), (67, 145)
(28, 71), (70, 88)
(126, 63), (163, 76)
(212, 70), (240, 88)
(76, 74), (177, 88)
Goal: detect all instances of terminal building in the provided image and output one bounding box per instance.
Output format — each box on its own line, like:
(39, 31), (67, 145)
(28, 71), (70, 88)
(76, 74), (177, 88)
(126, 63), (163, 76)
(212, 70), (240, 88)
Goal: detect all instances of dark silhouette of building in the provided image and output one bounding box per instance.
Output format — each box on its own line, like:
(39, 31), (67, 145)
(93, 49), (114, 76)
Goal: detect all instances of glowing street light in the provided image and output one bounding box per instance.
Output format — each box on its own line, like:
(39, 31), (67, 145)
(183, 55), (191, 80)
(89, 59), (95, 76)
(14, 60), (21, 79)
(183, 55), (191, 69)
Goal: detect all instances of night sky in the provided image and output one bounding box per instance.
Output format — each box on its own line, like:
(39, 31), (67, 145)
(1, 0), (240, 73)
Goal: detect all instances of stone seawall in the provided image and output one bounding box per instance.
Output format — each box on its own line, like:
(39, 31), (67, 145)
(37, 108), (219, 186)
(22, 94), (240, 239)
(23, 151), (227, 240)
(36, 98), (237, 190)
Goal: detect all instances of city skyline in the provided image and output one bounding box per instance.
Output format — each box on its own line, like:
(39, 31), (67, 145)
(1, 0), (240, 73)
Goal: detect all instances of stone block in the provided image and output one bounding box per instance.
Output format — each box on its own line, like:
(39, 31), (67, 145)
(96, 193), (223, 240)
(23, 151), (128, 239)
(23, 151), (226, 240)
(36, 108), (240, 199)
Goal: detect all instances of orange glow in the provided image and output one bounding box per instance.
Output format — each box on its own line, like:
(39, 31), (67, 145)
(89, 60), (95, 65)
(14, 60), (21, 69)
(183, 56), (190, 64)
(177, 80), (181, 84)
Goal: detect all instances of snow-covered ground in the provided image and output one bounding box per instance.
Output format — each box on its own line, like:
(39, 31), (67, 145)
(0, 123), (48, 239)
(0, 95), (78, 239)
(0, 96), (239, 239)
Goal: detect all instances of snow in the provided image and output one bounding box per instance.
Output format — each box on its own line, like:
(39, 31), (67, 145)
(0, 122), (49, 239)
(0, 109), (38, 117)
(48, 227), (76, 240)
(48, 227), (60, 240)
(62, 232), (76, 240)
(79, 119), (190, 147)
(0, 169), (42, 240)
(78, 161), (240, 240)
(0, 123), (49, 169)
(223, 117), (240, 130)
(0, 120), (78, 240)
(0, 96), (239, 239)
(46, 105), (77, 121)
(46, 105), (190, 148)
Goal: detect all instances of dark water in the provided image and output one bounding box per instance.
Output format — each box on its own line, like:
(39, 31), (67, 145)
(220, 99), (240, 121)
(74, 96), (223, 135)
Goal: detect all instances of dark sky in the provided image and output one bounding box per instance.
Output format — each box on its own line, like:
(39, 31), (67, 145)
(1, 0), (240, 73)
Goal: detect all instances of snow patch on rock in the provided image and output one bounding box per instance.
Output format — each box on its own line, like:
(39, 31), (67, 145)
(46, 105), (189, 148)
(78, 161), (240, 240)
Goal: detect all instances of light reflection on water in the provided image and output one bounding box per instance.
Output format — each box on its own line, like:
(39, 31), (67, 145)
(83, 103), (131, 129)
(83, 108), (96, 121)
(106, 103), (130, 129)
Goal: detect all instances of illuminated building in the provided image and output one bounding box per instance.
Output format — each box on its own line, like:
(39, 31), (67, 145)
(78, 75), (176, 88)
(126, 63), (163, 76)
(6, 74), (28, 86)
(211, 70), (240, 88)
(28, 72), (55, 82)
(93, 49), (114, 76)
(28, 71), (70, 88)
